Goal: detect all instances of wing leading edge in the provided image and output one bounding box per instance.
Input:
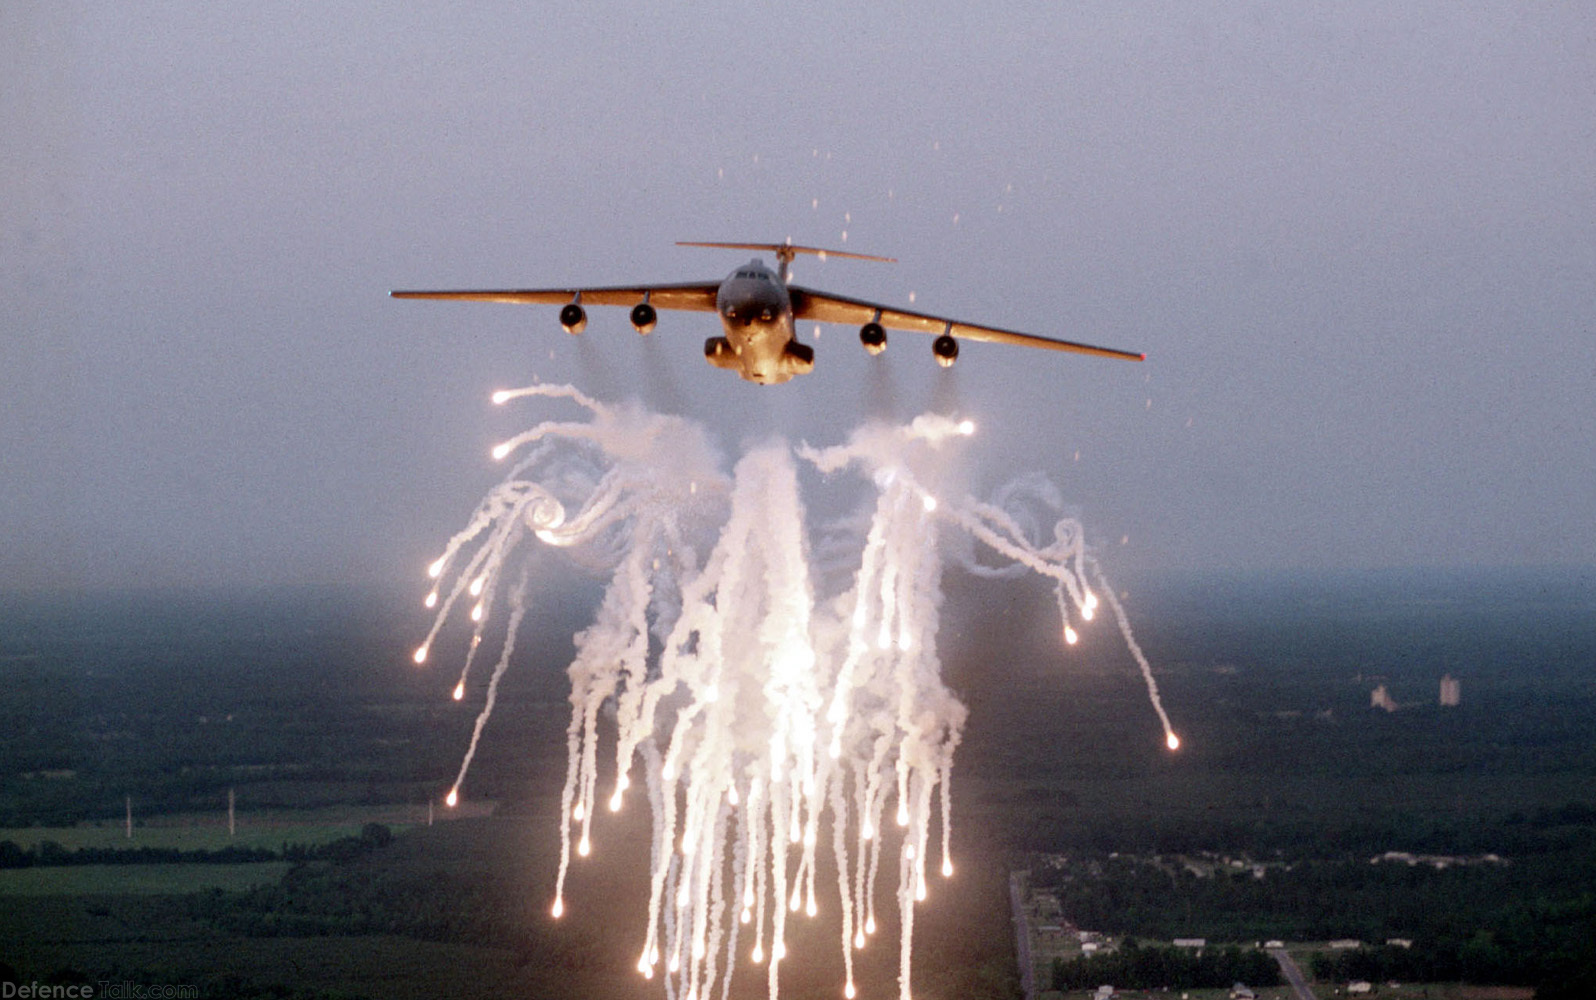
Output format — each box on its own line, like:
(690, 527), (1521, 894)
(390, 282), (721, 311)
(789, 286), (1144, 362)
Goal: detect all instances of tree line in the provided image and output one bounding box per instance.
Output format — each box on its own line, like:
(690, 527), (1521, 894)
(1052, 940), (1281, 991)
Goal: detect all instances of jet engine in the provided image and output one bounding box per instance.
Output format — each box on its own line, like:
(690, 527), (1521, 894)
(559, 303), (587, 334)
(784, 340), (815, 369)
(859, 322), (887, 355)
(933, 333), (959, 367)
(630, 302), (657, 334)
(704, 336), (738, 369)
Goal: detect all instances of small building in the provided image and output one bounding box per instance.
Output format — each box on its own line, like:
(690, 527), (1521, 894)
(1173, 938), (1207, 949)
(1230, 984), (1257, 1000)
(1263, 940), (1285, 949)
(1328, 939), (1363, 950)
(1347, 982), (1373, 995)
(1371, 685), (1397, 711)
(1440, 673), (1461, 706)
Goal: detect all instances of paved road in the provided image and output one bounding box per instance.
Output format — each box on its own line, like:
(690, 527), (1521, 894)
(1010, 872), (1035, 1000)
(1269, 947), (1318, 1000)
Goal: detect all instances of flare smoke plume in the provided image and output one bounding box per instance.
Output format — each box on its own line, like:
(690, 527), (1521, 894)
(415, 384), (1175, 1000)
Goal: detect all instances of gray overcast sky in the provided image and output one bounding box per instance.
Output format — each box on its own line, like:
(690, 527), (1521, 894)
(4, 1), (1593, 591)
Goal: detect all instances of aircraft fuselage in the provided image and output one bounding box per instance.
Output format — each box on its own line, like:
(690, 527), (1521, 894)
(705, 259), (813, 385)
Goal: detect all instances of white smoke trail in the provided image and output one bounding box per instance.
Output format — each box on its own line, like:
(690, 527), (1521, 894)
(1089, 561), (1180, 750)
(416, 391), (1175, 1000)
(446, 561), (531, 807)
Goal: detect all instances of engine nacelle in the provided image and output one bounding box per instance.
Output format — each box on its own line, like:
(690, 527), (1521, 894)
(860, 322), (887, 355)
(559, 303), (587, 334)
(933, 333), (958, 367)
(630, 302), (657, 335)
(704, 336), (738, 370)
(784, 340), (815, 372)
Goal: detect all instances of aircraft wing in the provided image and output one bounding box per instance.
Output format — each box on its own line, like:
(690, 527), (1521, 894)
(788, 286), (1144, 361)
(390, 282), (721, 311)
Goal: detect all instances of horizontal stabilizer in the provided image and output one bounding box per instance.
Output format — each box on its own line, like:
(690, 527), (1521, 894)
(677, 241), (895, 264)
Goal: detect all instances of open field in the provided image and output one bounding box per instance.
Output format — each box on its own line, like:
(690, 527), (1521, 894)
(0, 861), (293, 895)
(1, 822), (399, 854)
(0, 801), (498, 852)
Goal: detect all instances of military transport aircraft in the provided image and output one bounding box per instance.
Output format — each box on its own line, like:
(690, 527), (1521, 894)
(391, 241), (1144, 385)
